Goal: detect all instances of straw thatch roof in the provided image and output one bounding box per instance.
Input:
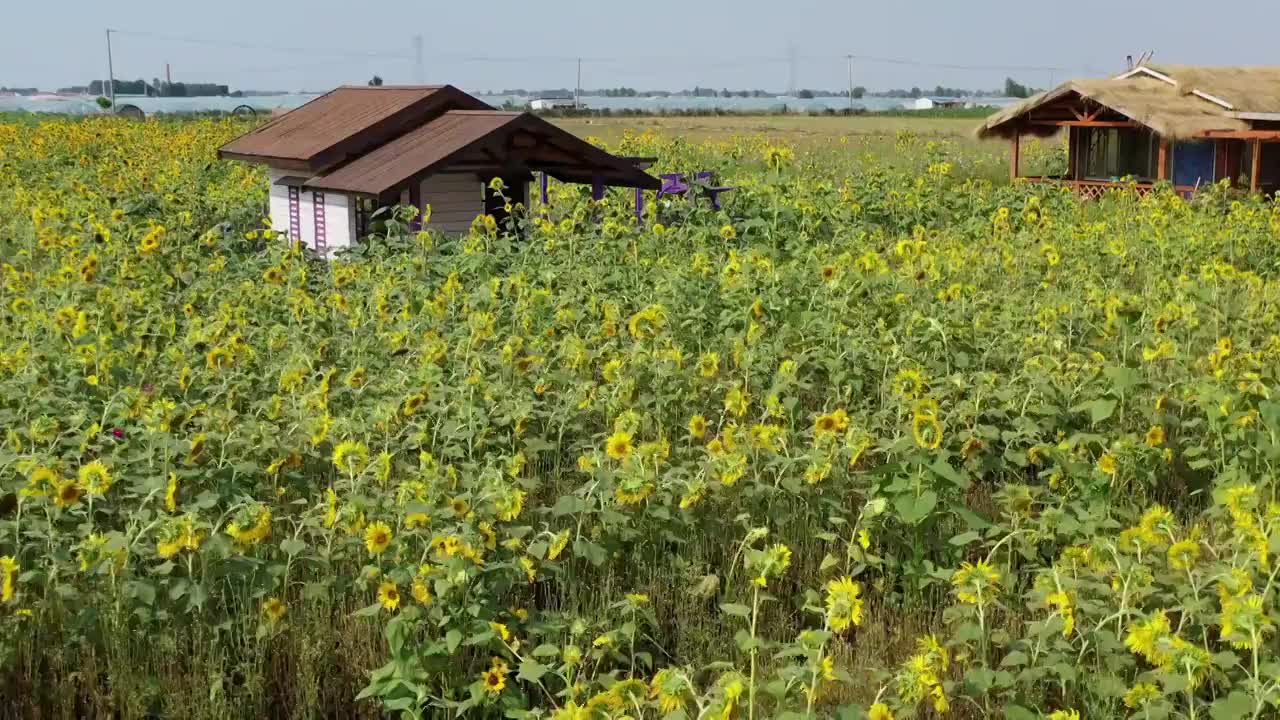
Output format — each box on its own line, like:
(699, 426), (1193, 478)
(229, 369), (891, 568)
(976, 64), (1280, 140)
(1147, 64), (1280, 113)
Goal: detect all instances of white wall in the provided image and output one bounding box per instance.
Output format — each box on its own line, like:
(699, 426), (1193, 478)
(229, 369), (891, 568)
(421, 173), (484, 234)
(264, 169), (351, 258)
(267, 169), (292, 238)
(323, 192), (352, 254)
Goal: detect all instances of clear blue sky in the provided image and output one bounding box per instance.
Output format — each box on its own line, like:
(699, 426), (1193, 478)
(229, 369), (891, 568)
(4, 0), (1279, 92)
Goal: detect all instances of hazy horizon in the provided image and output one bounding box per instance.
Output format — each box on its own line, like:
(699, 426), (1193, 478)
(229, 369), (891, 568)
(5, 0), (1279, 93)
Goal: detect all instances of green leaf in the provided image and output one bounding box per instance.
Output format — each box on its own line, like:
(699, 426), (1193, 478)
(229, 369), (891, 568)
(551, 495), (585, 516)
(1073, 398), (1117, 424)
(894, 490), (937, 524)
(574, 539), (607, 566)
(280, 537), (307, 556)
(129, 580), (156, 606)
(446, 629), (463, 653)
(964, 667), (995, 693)
(720, 603), (752, 618)
(517, 659), (548, 682)
(929, 458), (969, 488)
(1003, 705), (1036, 720)
(354, 603), (383, 617)
(999, 650), (1028, 667)
(532, 643), (560, 658)
(1209, 691), (1252, 720)
(949, 531), (982, 547)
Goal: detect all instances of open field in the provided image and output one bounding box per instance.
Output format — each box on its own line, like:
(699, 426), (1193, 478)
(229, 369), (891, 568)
(555, 114), (988, 145)
(2, 115), (1280, 720)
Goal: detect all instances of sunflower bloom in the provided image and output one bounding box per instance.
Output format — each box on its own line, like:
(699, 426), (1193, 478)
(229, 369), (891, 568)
(377, 581), (400, 611)
(606, 431), (634, 461)
(332, 440), (370, 475)
(262, 597), (287, 623)
(78, 460), (112, 496)
(0, 556), (18, 603)
(364, 521), (393, 555)
(825, 576), (864, 631)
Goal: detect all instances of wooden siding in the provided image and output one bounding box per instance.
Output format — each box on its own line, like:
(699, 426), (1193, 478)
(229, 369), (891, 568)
(421, 173), (483, 234)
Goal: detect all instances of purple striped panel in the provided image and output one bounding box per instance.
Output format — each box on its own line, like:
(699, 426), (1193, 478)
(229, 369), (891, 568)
(312, 191), (327, 256)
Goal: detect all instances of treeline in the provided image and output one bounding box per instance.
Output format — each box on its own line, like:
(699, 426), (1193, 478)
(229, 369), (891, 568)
(512, 103), (994, 119)
(495, 77), (1040, 100)
(87, 79), (231, 97)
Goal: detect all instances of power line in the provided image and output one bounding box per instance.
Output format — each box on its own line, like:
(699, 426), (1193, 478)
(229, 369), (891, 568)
(107, 29), (1107, 76)
(110, 28), (411, 60)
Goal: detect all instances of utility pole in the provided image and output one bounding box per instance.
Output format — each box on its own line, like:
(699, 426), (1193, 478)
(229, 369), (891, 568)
(786, 43), (798, 97)
(846, 54), (855, 111)
(105, 28), (116, 111)
(575, 58), (581, 109)
(412, 35), (424, 83)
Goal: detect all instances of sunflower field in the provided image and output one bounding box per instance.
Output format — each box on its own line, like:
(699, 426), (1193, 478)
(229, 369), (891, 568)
(3, 114), (1280, 720)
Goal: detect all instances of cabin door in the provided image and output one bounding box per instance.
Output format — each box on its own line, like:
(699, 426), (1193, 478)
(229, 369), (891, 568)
(483, 177), (528, 235)
(1173, 141), (1215, 189)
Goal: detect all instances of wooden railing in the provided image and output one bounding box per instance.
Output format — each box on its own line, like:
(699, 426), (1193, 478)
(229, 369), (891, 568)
(1019, 176), (1196, 200)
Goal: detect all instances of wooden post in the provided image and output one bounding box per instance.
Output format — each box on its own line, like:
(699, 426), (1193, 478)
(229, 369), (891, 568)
(1250, 139), (1262, 193)
(1066, 127), (1078, 180)
(1009, 131), (1020, 181)
(1157, 139), (1170, 181)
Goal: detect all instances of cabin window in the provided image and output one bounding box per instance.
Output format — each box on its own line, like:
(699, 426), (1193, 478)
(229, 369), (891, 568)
(353, 196), (377, 239)
(1083, 127), (1156, 181)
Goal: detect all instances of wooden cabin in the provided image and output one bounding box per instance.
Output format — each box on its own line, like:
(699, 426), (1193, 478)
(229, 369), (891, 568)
(977, 64), (1280, 197)
(218, 85), (657, 257)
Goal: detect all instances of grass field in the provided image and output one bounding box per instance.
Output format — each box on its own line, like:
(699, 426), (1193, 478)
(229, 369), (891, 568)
(555, 114), (988, 145)
(1, 113), (1278, 720)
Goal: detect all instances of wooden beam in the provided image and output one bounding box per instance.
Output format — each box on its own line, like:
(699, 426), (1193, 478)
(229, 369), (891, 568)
(1200, 130), (1280, 140)
(1157, 139), (1170, 181)
(1251, 139), (1262, 193)
(1010, 131), (1020, 181)
(1029, 120), (1138, 128)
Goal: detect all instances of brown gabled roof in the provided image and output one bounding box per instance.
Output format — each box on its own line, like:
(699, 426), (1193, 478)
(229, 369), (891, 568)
(304, 110), (660, 194)
(217, 85), (492, 171)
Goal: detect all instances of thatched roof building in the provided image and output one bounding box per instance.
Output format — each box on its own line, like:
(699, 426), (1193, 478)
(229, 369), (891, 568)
(977, 64), (1280, 195)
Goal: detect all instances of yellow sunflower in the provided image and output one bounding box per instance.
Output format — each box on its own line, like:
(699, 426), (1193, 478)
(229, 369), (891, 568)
(377, 581), (400, 611)
(364, 521), (393, 555)
(262, 597), (287, 623)
(606, 431), (634, 461)
(78, 460), (112, 496)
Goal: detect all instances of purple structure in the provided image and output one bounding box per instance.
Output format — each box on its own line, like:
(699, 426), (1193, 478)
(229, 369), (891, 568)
(657, 171), (735, 210)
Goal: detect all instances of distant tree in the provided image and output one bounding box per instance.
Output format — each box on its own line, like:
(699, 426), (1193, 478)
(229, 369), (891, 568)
(852, 86), (866, 99)
(1003, 77), (1031, 98)
(96, 96), (111, 109)
(910, 87), (922, 98)
(797, 89), (815, 99)
(368, 75), (384, 87)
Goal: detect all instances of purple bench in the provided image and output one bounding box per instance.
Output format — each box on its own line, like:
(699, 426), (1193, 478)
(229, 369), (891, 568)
(658, 171), (735, 210)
